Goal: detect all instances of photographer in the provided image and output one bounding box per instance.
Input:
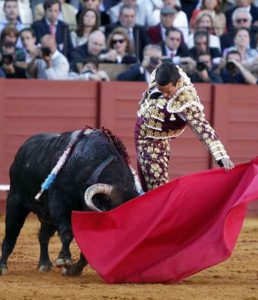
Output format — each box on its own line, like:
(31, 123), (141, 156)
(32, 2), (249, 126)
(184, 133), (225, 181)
(0, 45), (27, 78)
(117, 44), (162, 82)
(68, 56), (110, 81)
(190, 52), (223, 83)
(220, 50), (257, 84)
(27, 34), (69, 80)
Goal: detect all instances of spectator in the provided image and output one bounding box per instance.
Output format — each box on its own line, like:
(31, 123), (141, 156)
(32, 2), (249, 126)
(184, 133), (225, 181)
(70, 8), (99, 48)
(117, 44), (162, 81)
(15, 27), (40, 69)
(148, 6), (178, 44)
(180, 0), (199, 21)
(0, 0), (33, 25)
(68, 55), (110, 80)
(32, 0), (73, 58)
(190, 52), (223, 82)
(225, 0), (258, 29)
(219, 49), (257, 83)
(0, 46), (27, 78)
(105, 4), (150, 60)
(100, 27), (138, 63)
(190, 0), (226, 36)
(69, 29), (106, 72)
(34, 0), (77, 31)
(76, 0), (110, 26)
(223, 27), (258, 62)
(188, 30), (221, 60)
(27, 34), (69, 79)
(161, 0), (189, 43)
(188, 10), (221, 49)
(220, 7), (257, 50)
(0, 25), (25, 60)
(161, 27), (189, 62)
(108, 0), (160, 27)
(0, 0), (26, 47)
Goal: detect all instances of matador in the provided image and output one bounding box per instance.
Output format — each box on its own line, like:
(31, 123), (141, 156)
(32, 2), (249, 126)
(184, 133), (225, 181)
(135, 62), (234, 192)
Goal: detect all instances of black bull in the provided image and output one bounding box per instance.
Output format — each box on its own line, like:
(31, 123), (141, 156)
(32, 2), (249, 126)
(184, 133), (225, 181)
(0, 129), (140, 276)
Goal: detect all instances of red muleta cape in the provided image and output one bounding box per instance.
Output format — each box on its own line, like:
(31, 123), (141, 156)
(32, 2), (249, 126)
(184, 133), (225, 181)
(72, 157), (258, 283)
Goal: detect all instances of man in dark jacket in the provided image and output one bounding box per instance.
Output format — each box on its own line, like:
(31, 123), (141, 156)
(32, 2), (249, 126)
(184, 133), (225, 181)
(32, 0), (73, 58)
(117, 44), (162, 81)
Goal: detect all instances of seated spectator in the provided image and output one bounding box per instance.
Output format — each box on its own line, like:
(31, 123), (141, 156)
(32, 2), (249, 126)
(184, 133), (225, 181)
(148, 6), (178, 44)
(76, 0), (110, 26)
(15, 27), (40, 69)
(27, 34), (69, 79)
(34, 0), (77, 31)
(188, 30), (221, 61)
(161, 27), (189, 62)
(219, 49), (257, 83)
(223, 27), (258, 63)
(161, 0), (189, 43)
(0, 0), (33, 25)
(190, 0), (226, 36)
(108, 0), (160, 27)
(0, 0), (27, 47)
(70, 8), (99, 48)
(100, 27), (138, 64)
(0, 48), (27, 78)
(105, 4), (150, 61)
(32, 0), (73, 58)
(188, 10), (221, 49)
(69, 29), (106, 73)
(117, 44), (162, 82)
(225, 0), (258, 29)
(190, 52), (223, 82)
(68, 55), (110, 80)
(0, 25), (25, 61)
(220, 7), (257, 51)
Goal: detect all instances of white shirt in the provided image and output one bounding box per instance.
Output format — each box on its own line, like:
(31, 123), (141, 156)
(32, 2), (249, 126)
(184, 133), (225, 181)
(35, 50), (69, 80)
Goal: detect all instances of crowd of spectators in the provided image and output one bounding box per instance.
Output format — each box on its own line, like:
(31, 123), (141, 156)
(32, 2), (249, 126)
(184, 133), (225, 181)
(0, 0), (258, 84)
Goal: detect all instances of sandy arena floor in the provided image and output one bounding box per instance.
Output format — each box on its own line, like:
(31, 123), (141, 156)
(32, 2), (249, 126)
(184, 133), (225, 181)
(0, 215), (258, 300)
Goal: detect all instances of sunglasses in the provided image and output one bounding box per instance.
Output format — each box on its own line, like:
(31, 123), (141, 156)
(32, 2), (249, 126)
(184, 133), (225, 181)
(111, 39), (125, 45)
(169, 37), (181, 42)
(236, 18), (248, 23)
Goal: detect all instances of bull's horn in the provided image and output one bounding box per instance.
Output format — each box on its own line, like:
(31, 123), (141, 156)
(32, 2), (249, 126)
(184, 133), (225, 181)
(84, 183), (113, 212)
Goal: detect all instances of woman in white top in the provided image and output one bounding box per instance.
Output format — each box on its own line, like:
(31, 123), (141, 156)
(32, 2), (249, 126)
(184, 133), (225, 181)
(188, 10), (221, 50)
(70, 8), (99, 48)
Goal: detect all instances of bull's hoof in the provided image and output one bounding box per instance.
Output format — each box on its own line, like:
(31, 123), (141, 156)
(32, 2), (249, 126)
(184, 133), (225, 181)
(38, 265), (53, 273)
(56, 258), (73, 268)
(0, 266), (8, 275)
(61, 264), (83, 277)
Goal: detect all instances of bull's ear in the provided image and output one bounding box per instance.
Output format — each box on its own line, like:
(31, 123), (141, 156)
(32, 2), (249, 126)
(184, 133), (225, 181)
(86, 156), (115, 185)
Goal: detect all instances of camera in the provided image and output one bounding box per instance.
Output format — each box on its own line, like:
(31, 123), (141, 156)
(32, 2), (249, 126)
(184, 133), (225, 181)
(150, 56), (160, 66)
(226, 61), (237, 73)
(41, 47), (51, 56)
(2, 53), (14, 65)
(196, 61), (207, 71)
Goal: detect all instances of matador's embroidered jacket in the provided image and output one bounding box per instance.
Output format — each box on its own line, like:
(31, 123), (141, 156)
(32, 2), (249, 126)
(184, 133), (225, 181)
(135, 66), (230, 191)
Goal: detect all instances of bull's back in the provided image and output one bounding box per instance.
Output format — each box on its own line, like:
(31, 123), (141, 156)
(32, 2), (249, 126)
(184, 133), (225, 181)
(9, 133), (62, 188)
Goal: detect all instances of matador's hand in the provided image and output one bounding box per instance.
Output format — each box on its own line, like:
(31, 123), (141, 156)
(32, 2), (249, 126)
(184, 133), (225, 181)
(221, 157), (235, 171)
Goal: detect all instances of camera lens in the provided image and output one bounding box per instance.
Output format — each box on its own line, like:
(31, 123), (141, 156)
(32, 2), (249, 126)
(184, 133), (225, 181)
(196, 61), (207, 71)
(226, 61), (237, 73)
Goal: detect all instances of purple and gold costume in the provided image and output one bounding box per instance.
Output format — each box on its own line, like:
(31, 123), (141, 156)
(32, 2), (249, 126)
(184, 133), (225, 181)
(135, 66), (230, 192)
